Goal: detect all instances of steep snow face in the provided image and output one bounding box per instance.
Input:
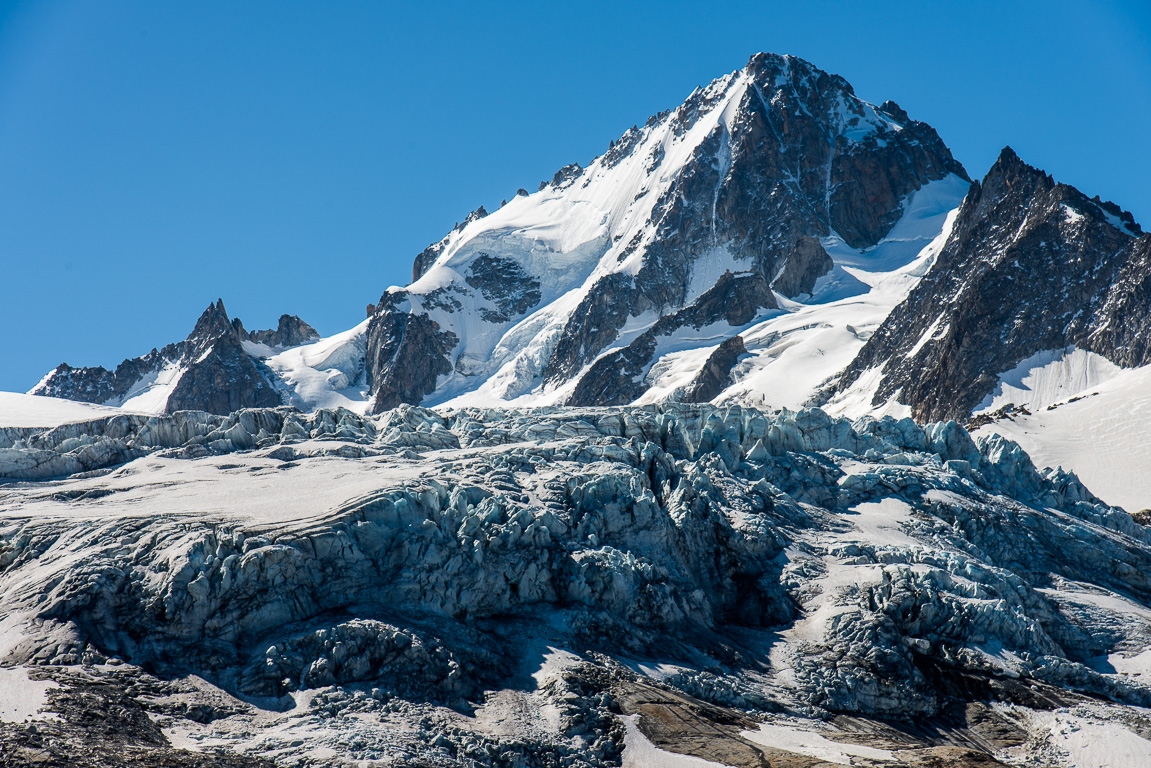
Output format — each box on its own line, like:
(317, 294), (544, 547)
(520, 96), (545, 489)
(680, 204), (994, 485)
(116, 360), (186, 412)
(973, 359), (1151, 511)
(261, 320), (372, 413)
(713, 174), (967, 412)
(366, 52), (966, 413)
(974, 347), (1121, 415)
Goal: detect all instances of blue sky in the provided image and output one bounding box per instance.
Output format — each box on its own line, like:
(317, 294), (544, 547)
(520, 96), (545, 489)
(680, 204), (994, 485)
(2, 0), (1149, 392)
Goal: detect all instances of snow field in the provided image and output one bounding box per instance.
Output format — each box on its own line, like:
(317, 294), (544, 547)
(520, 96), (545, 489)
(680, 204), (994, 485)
(0, 392), (141, 428)
(740, 721), (895, 764)
(0, 667), (56, 723)
(975, 356), (1151, 511)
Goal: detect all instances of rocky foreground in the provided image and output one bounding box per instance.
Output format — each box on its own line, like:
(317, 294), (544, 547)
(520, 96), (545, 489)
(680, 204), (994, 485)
(3, 404), (1151, 766)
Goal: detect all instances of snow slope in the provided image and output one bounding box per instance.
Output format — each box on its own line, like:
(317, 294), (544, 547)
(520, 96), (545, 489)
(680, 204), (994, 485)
(116, 360), (186, 412)
(974, 357), (1151, 512)
(0, 667), (56, 723)
(974, 347), (1122, 415)
(261, 320), (372, 413)
(716, 174), (968, 412)
(0, 392), (141, 428)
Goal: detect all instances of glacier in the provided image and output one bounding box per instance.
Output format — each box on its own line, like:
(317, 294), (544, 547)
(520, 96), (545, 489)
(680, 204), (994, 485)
(4, 403), (1151, 766)
(8, 50), (1151, 768)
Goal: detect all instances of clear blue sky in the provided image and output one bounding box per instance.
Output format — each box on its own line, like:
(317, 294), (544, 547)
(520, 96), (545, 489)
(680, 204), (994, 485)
(2, 0), (1149, 392)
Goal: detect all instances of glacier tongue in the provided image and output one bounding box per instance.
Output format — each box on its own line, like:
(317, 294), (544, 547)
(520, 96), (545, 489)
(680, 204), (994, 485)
(2, 402), (1151, 766)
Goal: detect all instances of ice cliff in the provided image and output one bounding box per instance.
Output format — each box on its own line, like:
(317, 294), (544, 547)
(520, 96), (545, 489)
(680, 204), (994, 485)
(3, 404), (1151, 766)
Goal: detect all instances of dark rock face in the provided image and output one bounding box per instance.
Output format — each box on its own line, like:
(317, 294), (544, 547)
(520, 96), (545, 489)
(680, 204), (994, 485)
(166, 301), (283, 414)
(772, 236), (834, 298)
(412, 238), (447, 283)
(187, 299), (235, 344)
(689, 271), (779, 327)
(166, 335), (281, 414)
(1080, 234), (1151, 366)
(32, 300), (290, 416)
(565, 273), (776, 407)
(682, 336), (748, 403)
(366, 292), (458, 412)
(834, 148), (1141, 421)
(827, 116), (966, 248)
(411, 207), (492, 283)
(464, 254), (543, 323)
(879, 100), (911, 124)
(248, 315), (320, 348)
(565, 332), (656, 407)
(546, 274), (645, 385)
(551, 163), (583, 188)
(35, 349), (170, 407)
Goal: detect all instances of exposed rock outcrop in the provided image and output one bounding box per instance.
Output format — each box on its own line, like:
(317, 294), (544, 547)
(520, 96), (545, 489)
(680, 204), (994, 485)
(365, 292), (457, 412)
(682, 335), (748, 403)
(834, 148), (1142, 421)
(248, 314), (320, 348)
(31, 300), (315, 416)
(1081, 233), (1151, 366)
(464, 254), (543, 323)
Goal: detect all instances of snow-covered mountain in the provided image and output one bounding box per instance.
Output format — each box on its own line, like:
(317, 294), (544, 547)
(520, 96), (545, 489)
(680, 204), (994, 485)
(30, 53), (974, 424)
(10, 50), (1151, 768)
(26, 52), (1151, 513)
(834, 147), (1145, 423)
(365, 52), (968, 413)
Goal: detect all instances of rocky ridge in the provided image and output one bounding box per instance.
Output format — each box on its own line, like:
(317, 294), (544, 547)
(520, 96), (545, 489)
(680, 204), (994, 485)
(832, 148), (1146, 422)
(32, 301), (318, 416)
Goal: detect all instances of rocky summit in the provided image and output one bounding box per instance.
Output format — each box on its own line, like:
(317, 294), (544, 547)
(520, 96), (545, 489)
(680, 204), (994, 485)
(7, 51), (1151, 767)
(32, 300), (319, 416)
(365, 52), (967, 413)
(834, 147), (1146, 423)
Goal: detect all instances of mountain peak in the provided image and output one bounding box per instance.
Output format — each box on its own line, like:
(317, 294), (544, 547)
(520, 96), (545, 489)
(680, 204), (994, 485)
(834, 147), (1141, 422)
(988, 145), (1047, 180)
(249, 314), (321, 348)
(745, 51), (837, 82)
(878, 100), (910, 123)
(188, 298), (237, 346)
(365, 53), (970, 413)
